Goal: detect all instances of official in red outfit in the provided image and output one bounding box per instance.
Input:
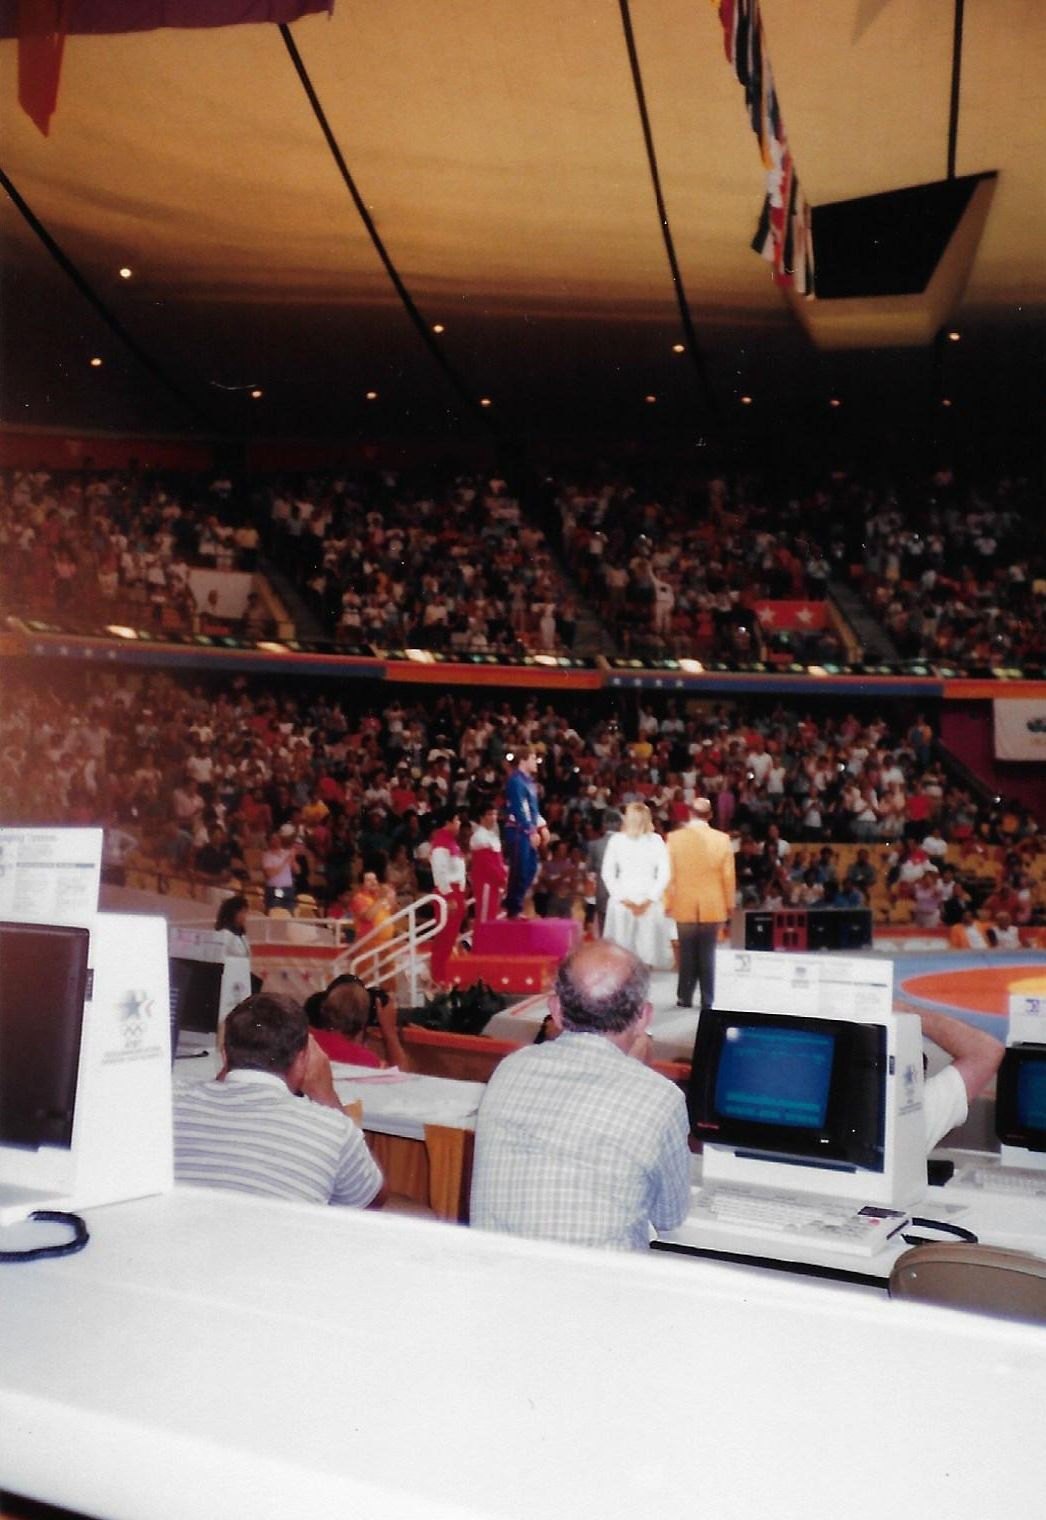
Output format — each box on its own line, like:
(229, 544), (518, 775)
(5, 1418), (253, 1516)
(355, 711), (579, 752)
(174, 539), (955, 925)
(469, 804), (508, 923)
(429, 812), (467, 986)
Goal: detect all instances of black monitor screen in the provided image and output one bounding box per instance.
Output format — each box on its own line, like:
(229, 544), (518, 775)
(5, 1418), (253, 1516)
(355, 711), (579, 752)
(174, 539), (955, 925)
(0, 920), (89, 1149)
(168, 957), (223, 1037)
(996, 1045), (1046, 1152)
(689, 1009), (887, 1173)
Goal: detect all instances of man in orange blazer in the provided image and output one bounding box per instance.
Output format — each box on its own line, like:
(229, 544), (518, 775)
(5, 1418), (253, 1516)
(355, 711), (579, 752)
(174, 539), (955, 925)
(665, 797), (736, 1012)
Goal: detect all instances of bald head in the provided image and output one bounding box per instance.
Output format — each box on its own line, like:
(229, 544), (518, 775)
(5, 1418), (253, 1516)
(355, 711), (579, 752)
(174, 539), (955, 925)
(552, 941), (650, 1036)
(691, 797), (712, 821)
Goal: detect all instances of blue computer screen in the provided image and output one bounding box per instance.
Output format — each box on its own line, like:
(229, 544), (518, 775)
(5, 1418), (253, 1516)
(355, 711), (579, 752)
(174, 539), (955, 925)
(1017, 1059), (1046, 1135)
(714, 1025), (836, 1129)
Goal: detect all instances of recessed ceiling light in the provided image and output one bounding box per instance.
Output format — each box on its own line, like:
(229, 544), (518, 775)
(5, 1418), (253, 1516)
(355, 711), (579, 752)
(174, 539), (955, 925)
(644, 394), (657, 404)
(432, 323), (445, 334)
(250, 388), (263, 399)
(118, 266), (132, 279)
(479, 397), (492, 407)
(89, 357), (103, 367)
(829, 397), (841, 408)
(365, 390), (378, 401)
(740, 395), (752, 406)
(947, 330), (961, 342)
(671, 343), (685, 354)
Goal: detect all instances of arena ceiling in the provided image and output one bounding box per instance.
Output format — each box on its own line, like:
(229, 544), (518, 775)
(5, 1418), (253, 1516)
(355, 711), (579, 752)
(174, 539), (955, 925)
(0, 1), (1043, 450)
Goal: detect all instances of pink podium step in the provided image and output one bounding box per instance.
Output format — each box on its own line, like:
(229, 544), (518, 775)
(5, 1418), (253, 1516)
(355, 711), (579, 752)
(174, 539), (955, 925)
(472, 918), (581, 961)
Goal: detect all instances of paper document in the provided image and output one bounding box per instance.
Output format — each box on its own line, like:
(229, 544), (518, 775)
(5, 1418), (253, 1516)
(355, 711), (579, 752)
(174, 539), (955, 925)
(0, 828), (102, 930)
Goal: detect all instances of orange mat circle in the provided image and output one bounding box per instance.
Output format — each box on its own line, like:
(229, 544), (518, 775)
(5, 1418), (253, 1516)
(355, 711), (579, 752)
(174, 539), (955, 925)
(900, 965), (1046, 1018)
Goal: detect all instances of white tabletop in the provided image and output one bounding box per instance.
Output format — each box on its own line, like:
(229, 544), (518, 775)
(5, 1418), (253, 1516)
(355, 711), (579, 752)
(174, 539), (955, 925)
(1, 1186), (1044, 1520)
(330, 1063), (484, 1138)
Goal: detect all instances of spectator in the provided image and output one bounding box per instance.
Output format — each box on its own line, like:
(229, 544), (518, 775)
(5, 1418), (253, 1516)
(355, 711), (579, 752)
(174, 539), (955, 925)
(173, 992), (386, 1208)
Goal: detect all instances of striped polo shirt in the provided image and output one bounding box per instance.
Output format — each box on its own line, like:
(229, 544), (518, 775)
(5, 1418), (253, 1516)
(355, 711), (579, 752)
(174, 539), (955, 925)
(173, 1069), (382, 1207)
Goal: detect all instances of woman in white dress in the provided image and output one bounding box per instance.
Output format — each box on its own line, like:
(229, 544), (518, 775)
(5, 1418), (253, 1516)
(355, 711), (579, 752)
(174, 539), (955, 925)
(600, 802), (674, 969)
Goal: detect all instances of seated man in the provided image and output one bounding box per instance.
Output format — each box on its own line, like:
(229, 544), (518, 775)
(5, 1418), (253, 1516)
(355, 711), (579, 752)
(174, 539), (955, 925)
(469, 940), (690, 1251)
(173, 992), (386, 1208)
(306, 975), (409, 1070)
(919, 1007), (1004, 1151)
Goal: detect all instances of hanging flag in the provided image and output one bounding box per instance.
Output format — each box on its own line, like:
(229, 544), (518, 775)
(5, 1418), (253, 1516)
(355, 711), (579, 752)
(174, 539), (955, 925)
(718, 0), (736, 64)
(751, 195), (773, 261)
(9, 1), (333, 136)
(707, 0), (815, 296)
(16, 0), (70, 137)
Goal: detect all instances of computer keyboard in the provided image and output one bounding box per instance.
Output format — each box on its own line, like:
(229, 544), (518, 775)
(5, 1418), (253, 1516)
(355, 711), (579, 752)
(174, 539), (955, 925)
(687, 1185), (909, 1258)
(955, 1165), (1046, 1197)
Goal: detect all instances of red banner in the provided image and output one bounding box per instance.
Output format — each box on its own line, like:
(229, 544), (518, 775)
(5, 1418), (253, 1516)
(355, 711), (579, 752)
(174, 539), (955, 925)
(12, 1), (332, 135)
(16, 0), (69, 136)
(751, 600), (829, 632)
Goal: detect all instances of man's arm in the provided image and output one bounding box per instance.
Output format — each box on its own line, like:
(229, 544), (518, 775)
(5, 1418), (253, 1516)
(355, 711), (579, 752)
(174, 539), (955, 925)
(505, 771), (527, 828)
(721, 838), (736, 914)
(374, 991), (410, 1071)
(304, 1038), (388, 1208)
(919, 1009), (1004, 1103)
(649, 1093), (691, 1233)
(300, 1035), (348, 1111)
(663, 835), (677, 919)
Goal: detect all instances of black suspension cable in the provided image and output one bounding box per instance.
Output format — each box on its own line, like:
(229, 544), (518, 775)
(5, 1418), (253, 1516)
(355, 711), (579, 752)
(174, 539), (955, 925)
(617, 0), (717, 421)
(279, 23), (492, 428)
(947, 0), (965, 180)
(0, 163), (217, 431)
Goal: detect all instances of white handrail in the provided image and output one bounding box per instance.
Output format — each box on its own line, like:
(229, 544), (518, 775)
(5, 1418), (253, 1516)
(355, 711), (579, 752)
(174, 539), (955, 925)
(176, 891), (457, 1007)
(338, 893), (447, 1008)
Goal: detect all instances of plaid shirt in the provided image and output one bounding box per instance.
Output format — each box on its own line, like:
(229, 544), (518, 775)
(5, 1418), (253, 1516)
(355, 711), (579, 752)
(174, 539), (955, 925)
(470, 1032), (691, 1251)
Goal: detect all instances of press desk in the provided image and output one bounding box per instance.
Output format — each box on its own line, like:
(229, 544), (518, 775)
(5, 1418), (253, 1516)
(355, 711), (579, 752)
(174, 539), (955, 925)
(2, 1187), (1045, 1520)
(331, 1063), (483, 1221)
(656, 1146), (1046, 1283)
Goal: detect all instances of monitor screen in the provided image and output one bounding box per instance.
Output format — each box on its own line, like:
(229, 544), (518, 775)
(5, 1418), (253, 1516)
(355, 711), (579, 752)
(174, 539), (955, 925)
(689, 1009), (887, 1173)
(0, 921), (90, 1149)
(168, 956), (224, 1038)
(715, 1024), (836, 1130)
(996, 1044), (1046, 1152)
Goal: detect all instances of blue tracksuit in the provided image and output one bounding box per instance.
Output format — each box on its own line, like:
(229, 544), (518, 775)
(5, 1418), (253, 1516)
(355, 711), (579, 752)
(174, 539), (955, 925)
(504, 767), (542, 916)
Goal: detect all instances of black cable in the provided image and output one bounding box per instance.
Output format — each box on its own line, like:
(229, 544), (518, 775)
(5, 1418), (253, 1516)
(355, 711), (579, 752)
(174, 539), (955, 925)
(0, 1209), (89, 1263)
(946, 0), (965, 180)
(616, 0), (717, 422)
(902, 1216), (978, 1248)
(0, 164), (217, 431)
(278, 23), (492, 429)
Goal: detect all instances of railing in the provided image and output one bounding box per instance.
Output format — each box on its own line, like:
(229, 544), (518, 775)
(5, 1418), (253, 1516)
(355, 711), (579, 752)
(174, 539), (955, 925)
(334, 893), (448, 1008)
(177, 893), (450, 1007)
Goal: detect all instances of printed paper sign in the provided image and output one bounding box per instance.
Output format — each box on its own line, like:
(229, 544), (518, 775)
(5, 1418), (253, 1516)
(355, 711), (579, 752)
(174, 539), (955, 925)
(0, 828), (102, 930)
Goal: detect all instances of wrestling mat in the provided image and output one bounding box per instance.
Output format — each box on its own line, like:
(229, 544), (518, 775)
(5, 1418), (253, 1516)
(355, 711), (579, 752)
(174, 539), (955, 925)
(483, 950), (1046, 1058)
(892, 949), (1046, 1036)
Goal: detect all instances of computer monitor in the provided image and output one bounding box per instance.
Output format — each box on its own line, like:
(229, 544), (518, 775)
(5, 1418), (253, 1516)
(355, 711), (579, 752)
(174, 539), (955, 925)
(996, 1044), (1046, 1155)
(168, 956), (224, 1052)
(0, 921), (89, 1150)
(689, 1004), (927, 1208)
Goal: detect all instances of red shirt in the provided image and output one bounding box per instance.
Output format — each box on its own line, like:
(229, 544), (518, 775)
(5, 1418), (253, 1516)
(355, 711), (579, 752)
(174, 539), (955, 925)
(311, 1028), (381, 1068)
